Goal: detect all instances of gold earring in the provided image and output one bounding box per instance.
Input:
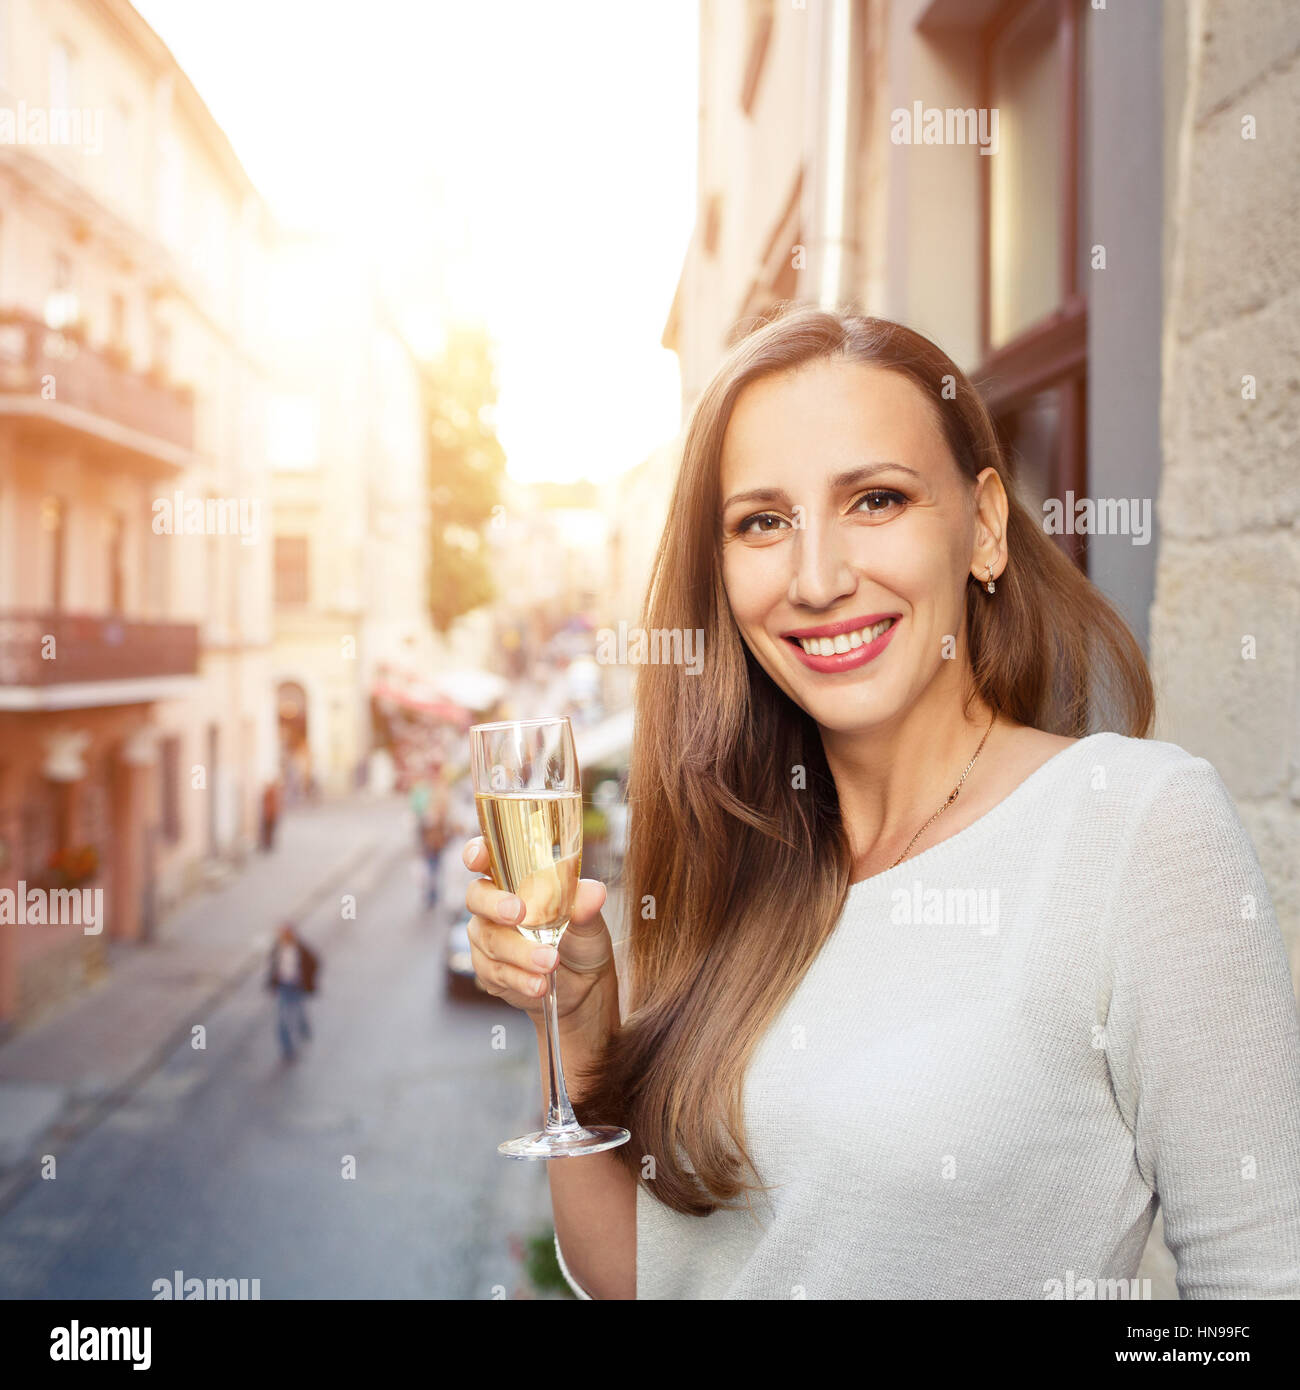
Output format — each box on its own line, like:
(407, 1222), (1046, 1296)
(985, 564), (996, 594)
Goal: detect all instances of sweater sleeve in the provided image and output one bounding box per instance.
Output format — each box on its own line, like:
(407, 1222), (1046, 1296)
(1100, 753), (1300, 1298)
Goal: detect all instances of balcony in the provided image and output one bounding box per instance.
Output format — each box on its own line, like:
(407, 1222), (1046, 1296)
(0, 612), (200, 711)
(0, 310), (195, 469)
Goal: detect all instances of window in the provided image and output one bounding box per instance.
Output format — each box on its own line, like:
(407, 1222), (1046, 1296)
(108, 100), (132, 207)
(21, 777), (56, 881)
(995, 389), (1059, 517)
(160, 736), (181, 843)
(110, 293), (126, 348)
(107, 512), (125, 613)
(156, 129), (183, 249)
(41, 495), (65, 611)
(206, 531), (223, 631)
(147, 509), (170, 617)
(978, 0), (1088, 568)
(274, 536), (310, 606)
(45, 253), (78, 330)
(988, 0), (1062, 347)
(151, 317), (171, 375)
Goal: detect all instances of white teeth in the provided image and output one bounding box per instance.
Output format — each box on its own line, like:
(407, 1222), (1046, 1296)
(797, 618), (895, 656)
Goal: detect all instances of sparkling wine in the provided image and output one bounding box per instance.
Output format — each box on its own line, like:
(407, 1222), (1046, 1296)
(475, 790), (582, 945)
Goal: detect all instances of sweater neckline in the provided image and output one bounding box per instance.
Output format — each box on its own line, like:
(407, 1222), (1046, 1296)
(844, 730), (1110, 901)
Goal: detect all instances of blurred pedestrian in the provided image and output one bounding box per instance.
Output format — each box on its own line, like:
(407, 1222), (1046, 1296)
(259, 780), (281, 851)
(266, 922), (319, 1062)
(410, 778), (432, 851)
(421, 791), (451, 910)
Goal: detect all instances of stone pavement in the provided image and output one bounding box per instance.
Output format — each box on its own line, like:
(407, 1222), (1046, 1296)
(0, 794), (414, 1206)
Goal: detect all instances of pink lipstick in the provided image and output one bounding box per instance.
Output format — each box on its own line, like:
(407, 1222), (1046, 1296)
(780, 613), (901, 674)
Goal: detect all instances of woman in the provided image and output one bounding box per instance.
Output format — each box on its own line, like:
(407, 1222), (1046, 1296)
(463, 307), (1300, 1300)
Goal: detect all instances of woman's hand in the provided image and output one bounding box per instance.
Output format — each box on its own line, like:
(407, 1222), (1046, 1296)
(463, 837), (619, 1049)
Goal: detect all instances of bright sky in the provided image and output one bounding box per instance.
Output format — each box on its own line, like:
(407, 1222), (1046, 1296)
(133, 0), (698, 485)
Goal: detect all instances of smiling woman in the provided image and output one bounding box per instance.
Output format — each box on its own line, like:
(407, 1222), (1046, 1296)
(475, 306), (1300, 1302)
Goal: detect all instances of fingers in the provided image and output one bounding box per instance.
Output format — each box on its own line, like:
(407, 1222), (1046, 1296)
(460, 834), (613, 993)
(463, 838), (606, 933)
(569, 877), (609, 927)
(467, 916), (557, 998)
(467, 910), (554, 969)
(469, 929), (552, 1000)
(462, 837), (526, 924)
(554, 881), (612, 975)
(465, 872), (524, 927)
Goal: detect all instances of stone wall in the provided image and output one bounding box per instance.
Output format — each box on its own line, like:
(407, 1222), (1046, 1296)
(1138, 0), (1299, 1301)
(1150, 0), (1300, 992)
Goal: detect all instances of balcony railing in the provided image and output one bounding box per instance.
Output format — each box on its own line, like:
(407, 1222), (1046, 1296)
(0, 613), (200, 687)
(0, 309), (195, 459)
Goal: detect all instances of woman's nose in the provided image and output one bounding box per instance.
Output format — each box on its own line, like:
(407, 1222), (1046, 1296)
(787, 522), (856, 609)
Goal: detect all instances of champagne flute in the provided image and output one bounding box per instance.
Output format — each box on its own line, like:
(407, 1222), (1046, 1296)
(470, 716), (631, 1159)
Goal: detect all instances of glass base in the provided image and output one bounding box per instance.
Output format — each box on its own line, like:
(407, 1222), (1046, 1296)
(499, 1124), (631, 1160)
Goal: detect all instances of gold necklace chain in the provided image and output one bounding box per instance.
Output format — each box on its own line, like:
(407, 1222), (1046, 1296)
(887, 713), (998, 871)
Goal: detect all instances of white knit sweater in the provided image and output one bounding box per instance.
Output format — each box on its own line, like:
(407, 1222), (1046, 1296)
(556, 733), (1300, 1299)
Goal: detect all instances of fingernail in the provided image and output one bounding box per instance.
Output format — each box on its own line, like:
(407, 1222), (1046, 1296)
(531, 947), (557, 968)
(501, 896), (521, 920)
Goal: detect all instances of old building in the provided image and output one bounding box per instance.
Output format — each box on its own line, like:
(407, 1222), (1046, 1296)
(265, 235), (437, 798)
(665, 0), (1299, 1294)
(0, 0), (275, 1026)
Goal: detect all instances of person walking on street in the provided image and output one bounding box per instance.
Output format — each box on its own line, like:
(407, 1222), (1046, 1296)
(260, 780), (281, 852)
(267, 921), (318, 1062)
(421, 792), (451, 910)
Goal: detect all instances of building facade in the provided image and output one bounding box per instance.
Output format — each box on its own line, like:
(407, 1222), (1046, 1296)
(265, 235), (438, 799)
(666, 0), (1299, 1295)
(0, 0), (275, 1026)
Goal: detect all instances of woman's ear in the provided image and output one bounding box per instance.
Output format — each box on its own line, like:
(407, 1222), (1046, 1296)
(970, 467), (1009, 582)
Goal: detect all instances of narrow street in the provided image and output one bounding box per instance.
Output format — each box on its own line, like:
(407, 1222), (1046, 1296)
(0, 802), (556, 1299)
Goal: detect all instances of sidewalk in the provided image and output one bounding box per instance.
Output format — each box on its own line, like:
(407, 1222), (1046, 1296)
(0, 794), (413, 1201)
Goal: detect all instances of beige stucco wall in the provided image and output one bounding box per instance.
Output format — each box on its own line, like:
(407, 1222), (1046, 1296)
(0, 0), (277, 918)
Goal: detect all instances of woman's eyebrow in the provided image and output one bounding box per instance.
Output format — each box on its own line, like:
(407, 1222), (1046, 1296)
(722, 485), (788, 510)
(722, 462), (922, 512)
(829, 462), (922, 489)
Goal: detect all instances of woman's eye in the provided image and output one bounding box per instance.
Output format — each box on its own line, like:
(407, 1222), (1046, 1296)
(854, 489), (906, 517)
(738, 512), (789, 535)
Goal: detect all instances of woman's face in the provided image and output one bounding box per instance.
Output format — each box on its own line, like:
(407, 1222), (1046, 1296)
(719, 358), (995, 736)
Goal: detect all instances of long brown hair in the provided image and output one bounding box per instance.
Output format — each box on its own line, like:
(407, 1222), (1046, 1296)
(577, 306), (1154, 1217)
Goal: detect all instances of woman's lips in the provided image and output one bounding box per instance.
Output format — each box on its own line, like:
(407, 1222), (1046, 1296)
(782, 617), (900, 673)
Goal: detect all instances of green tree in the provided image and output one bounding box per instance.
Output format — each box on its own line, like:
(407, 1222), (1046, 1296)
(419, 324), (506, 633)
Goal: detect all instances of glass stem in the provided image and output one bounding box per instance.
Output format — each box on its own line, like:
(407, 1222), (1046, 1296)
(541, 961), (579, 1132)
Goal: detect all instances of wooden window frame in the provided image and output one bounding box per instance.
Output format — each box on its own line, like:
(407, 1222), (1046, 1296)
(976, 0), (1088, 567)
